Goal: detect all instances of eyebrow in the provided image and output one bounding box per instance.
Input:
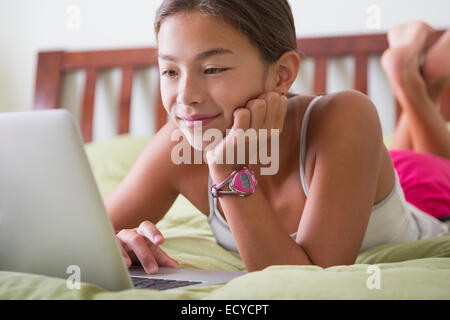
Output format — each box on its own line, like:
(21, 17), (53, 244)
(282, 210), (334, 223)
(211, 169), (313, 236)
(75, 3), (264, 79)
(157, 47), (234, 62)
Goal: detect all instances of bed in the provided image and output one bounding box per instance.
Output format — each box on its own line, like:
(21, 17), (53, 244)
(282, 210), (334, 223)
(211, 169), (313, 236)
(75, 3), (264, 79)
(1, 31), (450, 299)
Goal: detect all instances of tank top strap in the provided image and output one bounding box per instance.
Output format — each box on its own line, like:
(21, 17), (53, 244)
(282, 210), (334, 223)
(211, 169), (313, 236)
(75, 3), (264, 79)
(299, 95), (323, 197)
(207, 174), (216, 222)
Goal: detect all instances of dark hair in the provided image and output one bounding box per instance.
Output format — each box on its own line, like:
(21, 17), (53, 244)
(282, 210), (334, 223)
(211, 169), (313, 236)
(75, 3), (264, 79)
(154, 0), (298, 67)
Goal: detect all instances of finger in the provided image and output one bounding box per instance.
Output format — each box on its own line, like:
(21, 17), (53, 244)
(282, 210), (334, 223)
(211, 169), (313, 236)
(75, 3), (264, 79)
(117, 230), (138, 264)
(121, 230), (159, 274)
(137, 220), (164, 245)
(246, 99), (266, 130)
(227, 108), (251, 155)
(149, 243), (181, 269)
(117, 237), (132, 268)
(231, 107), (251, 132)
(276, 95), (288, 134)
(263, 92), (280, 131)
(225, 108), (250, 147)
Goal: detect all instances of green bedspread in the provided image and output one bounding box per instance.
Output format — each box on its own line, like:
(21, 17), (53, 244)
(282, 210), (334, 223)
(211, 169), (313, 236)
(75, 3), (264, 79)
(1, 133), (449, 299)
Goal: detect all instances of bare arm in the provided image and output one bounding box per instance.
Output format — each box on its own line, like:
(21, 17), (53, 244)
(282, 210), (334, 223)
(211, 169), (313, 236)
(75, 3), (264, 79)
(296, 90), (383, 267)
(104, 120), (181, 230)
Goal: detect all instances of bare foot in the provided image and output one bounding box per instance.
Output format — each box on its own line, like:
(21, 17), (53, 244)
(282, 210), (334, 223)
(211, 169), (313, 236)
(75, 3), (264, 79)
(386, 21), (434, 49)
(422, 29), (450, 104)
(381, 21), (436, 110)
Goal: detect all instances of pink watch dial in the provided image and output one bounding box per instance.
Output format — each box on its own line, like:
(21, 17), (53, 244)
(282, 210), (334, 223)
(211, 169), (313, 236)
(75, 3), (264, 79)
(230, 168), (257, 195)
(211, 167), (258, 198)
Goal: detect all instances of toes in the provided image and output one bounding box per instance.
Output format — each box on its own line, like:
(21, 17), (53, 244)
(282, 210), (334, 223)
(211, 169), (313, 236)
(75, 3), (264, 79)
(387, 21), (434, 49)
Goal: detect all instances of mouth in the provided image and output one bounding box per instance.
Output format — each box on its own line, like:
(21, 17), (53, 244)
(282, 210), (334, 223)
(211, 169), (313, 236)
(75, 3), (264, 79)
(177, 113), (221, 129)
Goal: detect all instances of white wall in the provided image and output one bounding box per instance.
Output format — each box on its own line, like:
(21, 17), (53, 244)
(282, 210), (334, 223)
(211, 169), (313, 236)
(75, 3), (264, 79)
(0, 0), (448, 141)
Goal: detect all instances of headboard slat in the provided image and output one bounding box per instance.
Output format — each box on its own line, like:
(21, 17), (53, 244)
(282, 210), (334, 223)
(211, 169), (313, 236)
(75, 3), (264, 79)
(354, 54), (368, 94)
(314, 56), (328, 95)
(395, 99), (403, 126)
(81, 68), (97, 143)
(155, 81), (166, 132)
(438, 88), (450, 120)
(117, 66), (134, 135)
(34, 51), (64, 110)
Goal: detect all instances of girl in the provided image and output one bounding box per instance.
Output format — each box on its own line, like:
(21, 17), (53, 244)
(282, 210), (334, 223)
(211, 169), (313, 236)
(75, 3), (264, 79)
(105, 0), (449, 274)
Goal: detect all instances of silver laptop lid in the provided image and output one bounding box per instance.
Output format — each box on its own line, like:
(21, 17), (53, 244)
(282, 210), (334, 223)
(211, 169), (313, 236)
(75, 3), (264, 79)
(0, 109), (133, 291)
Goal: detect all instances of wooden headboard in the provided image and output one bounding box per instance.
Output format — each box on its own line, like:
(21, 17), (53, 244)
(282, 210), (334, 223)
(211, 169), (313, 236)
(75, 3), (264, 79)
(33, 31), (449, 143)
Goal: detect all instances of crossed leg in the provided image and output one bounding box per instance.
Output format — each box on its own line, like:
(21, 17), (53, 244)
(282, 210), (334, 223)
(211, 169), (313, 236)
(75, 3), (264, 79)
(381, 21), (450, 160)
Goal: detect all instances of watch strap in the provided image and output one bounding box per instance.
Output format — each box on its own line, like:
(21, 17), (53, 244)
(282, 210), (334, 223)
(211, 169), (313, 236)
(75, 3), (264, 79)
(211, 167), (257, 198)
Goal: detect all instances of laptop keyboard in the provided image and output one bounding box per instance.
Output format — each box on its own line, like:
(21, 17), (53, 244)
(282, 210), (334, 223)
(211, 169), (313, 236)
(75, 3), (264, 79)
(131, 276), (203, 290)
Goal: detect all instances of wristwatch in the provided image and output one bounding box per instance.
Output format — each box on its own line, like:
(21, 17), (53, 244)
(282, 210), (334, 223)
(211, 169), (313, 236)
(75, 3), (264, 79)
(210, 167), (258, 198)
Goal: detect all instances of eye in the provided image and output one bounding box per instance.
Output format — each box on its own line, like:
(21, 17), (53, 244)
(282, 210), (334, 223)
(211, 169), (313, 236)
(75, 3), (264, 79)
(161, 69), (178, 77)
(204, 68), (228, 74)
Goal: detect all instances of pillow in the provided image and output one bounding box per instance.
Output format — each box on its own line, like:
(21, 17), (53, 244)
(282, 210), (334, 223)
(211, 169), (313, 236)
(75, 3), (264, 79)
(85, 134), (151, 197)
(383, 133), (394, 149)
(356, 235), (450, 264)
(389, 149), (450, 220)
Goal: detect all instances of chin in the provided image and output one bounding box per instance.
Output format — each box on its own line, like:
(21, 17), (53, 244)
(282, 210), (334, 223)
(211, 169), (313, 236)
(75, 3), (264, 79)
(181, 128), (206, 151)
(181, 126), (225, 152)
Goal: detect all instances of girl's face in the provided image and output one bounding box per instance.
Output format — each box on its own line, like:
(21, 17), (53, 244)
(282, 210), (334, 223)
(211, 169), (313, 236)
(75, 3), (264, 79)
(157, 11), (275, 149)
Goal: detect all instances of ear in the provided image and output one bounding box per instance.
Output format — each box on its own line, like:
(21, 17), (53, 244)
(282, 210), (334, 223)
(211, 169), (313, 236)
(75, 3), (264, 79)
(272, 50), (301, 95)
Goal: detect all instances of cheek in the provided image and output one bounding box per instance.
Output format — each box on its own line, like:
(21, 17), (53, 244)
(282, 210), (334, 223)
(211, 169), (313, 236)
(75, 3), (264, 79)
(161, 91), (171, 111)
(160, 89), (177, 119)
(222, 72), (264, 106)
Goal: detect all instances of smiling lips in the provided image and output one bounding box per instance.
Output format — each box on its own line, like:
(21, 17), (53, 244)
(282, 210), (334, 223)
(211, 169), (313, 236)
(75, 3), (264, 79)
(178, 114), (220, 128)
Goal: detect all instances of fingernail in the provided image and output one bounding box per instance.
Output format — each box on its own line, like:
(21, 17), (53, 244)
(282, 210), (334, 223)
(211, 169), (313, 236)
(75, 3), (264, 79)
(153, 235), (163, 243)
(148, 264), (158, 274)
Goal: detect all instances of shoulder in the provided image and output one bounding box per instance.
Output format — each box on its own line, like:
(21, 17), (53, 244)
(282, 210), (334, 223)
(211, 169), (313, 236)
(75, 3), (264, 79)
(287, 90), (382, 146)
(308, 90), (383, 149)
(315, 90), (379, 125)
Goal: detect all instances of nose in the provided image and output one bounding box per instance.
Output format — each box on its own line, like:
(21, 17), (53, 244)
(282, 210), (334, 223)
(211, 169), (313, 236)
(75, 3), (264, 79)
(177, 73), (203, 107)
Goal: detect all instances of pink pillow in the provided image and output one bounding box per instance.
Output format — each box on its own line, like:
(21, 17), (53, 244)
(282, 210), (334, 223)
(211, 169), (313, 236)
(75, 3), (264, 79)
(389, 149), (450, 220)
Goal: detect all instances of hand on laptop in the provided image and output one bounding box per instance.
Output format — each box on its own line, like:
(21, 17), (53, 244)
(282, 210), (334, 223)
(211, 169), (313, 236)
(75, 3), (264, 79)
(116, 220), (181, 274)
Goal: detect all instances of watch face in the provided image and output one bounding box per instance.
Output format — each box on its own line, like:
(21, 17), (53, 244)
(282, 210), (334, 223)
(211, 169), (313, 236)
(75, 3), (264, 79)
(240, 173), (251, 190)
(231, 168), (256, 194)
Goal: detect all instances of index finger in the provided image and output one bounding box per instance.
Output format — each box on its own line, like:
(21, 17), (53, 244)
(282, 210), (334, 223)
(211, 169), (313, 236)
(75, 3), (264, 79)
(117, 237), (132, 268)
(122, 231), (159, 274)
(136, 220), (164, 245)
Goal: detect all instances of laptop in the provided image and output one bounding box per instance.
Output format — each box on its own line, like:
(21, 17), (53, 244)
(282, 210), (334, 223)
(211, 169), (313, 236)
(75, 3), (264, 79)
(0, 109), (246, 291)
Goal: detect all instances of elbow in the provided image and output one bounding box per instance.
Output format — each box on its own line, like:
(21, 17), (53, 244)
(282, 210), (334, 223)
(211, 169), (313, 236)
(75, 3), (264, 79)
(299, 244), (357, 269)
(245, 244), (315, 272)
(309, 255), (357, 269)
